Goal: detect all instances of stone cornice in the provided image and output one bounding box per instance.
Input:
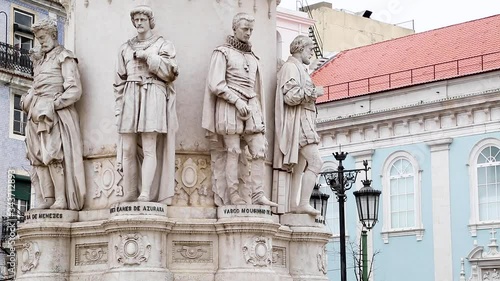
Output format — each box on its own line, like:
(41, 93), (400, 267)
(22, 0), (66, 16)
(317, 87), (500, 154)
(214, 220), (281, 235)
(318, 88), (500, 130)
(0, 71), (32, 90)
(277, 7), (315, 26)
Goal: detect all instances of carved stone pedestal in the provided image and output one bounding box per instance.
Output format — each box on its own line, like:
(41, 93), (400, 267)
(15, 205), (331, 281)
(215, 205), (280, 281)
(16, 210), (77, 281)
(288, 226), (330, 281)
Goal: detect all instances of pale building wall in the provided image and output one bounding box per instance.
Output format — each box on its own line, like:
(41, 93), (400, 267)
(310, 6), (414, 53)
(276, 7), (314, 62)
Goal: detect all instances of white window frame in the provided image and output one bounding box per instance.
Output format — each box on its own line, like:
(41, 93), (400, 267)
(9, 89), (28, 140)
(12, 8), (34, 51)
(468, 138), (500, 237)
(381, 151), (424, 243)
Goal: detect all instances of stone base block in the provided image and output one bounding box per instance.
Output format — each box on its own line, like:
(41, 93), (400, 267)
(215, 268), (279, 281)
(168, 206), (217, 219)
(103, 268), (173, 281)
(280, 214), (325, 227)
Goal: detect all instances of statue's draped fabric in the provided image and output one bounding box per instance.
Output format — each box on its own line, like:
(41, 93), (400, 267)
(274, 56), (320, 170)
(114, 35), (178, 203)
(23, 45), (86, 210)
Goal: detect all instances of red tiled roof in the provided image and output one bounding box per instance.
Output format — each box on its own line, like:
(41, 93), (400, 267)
(312, 14), (500, 103)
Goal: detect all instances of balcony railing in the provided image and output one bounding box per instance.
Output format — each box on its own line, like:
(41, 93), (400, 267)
(0, 42), (33, 76)
(318, 51), (500, 103)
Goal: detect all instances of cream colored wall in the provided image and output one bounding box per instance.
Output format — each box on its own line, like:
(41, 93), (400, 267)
(311, 7), (414, 53)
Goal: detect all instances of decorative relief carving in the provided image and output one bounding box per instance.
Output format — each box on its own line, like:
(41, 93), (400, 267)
(93, 159), (123, 198)
(482, 268), (500, 281)
(20, 241), (40, 273)
(174, 156), (213, 207)
(172, 241), (213, 263)
(76, 243), (108, 266)
(272, 246), (286, 268)
(317, 245), (327, 275)
(115, 233), (151, 265)
(243, 236), (272, 267)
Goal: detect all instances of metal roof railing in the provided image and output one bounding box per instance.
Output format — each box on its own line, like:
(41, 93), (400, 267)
(319, 50), (500, 103)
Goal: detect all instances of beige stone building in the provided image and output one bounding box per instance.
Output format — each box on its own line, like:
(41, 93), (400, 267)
(306, 2), (414, 54)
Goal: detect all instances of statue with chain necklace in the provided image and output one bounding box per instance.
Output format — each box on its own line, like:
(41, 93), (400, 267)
(202, 13), (277, 208)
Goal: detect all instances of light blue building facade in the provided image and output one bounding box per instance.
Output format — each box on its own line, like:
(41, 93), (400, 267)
(315, 28), (500, 280)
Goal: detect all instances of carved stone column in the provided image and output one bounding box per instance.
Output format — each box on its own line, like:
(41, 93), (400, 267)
(15, 211), (77, 281)
(102, 213), (174, 280)
(215, 208), (280, 281)
(288, 227), (331, 281)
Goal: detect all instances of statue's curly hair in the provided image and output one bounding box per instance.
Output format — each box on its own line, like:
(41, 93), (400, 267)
(31, 18), (58, 39)
(130, 5), (155, 29)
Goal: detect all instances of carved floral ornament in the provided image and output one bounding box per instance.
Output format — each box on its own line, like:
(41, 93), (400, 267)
(115, 233), (151, 265)
(76, 243), (108, 266)
(243, 236), (272, 267)
(317, 245), (328, 275)
(93, 160), (123, 198)
(20, 241), (41, 273)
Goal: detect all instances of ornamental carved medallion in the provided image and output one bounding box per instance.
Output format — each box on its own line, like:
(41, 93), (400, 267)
(93, 159), (123, 198)
(317, 245), (328, 275)
(174, 156), (213, 206)
(20, 241), (40, 273)
(115, 233), (151, 265)
(243, 236), (272, 267)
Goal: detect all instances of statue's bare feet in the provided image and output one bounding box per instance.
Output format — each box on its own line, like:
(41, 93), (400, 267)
(50, 199), (67, 209)
(230, 194), (246, 205)
(137, 193), (149, 202)
(33, 198), (54, 210)
(293, 204), (320, 216)
(254, 196), (278, 207)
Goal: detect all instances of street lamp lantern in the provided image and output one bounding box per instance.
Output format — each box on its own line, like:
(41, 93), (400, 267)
(353, 178), (381, 230)
(310, 183), (330, 221)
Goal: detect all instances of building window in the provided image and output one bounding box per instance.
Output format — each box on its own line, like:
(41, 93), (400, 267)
(389, 158), (415, 229)
(13, 9), (34, 51)
(381, 151), (424, 243)
(11, 174), (31, 217)
(12, 93), (27, 136)
(469, 138), (500, 236)
(477, 146), (500, 221)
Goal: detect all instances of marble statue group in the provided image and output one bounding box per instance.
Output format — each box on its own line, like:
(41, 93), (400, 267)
(23, 6), (324, 216)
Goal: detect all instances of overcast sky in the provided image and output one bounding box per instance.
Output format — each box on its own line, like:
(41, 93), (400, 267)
(280, 0), (500, 32)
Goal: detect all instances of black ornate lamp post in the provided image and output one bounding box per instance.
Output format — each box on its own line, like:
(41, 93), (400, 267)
(321, 150), (380, 281)
(353, 175), (381, 281)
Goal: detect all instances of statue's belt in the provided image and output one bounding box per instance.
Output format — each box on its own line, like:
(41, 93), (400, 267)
(126, 75), (165, 87)
(227, 85), (256, 101)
